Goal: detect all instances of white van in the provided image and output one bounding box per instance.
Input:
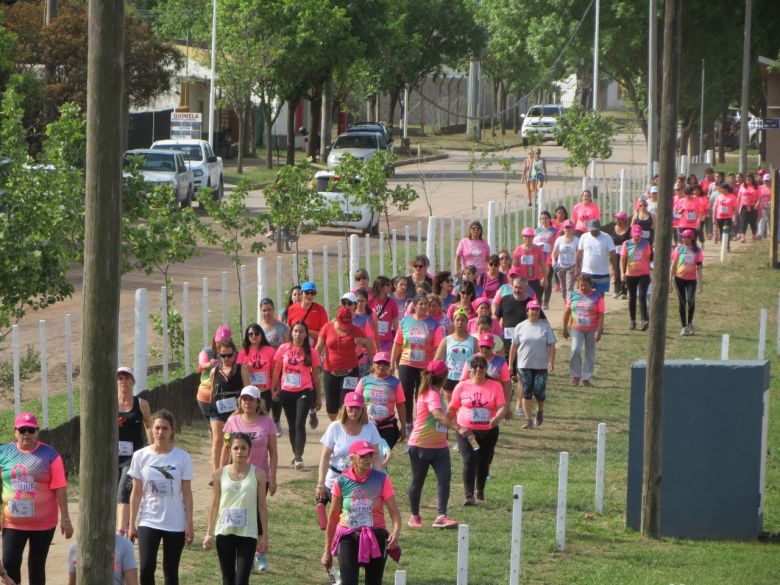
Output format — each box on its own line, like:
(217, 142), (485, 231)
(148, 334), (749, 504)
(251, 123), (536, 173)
(520, 104), (565, 146)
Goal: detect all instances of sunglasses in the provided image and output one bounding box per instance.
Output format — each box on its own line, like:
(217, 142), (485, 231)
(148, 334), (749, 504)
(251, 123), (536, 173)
(17, 427), (37, 434)
(489, 261), (500, 266)
(220, 352), (235, 358)
(304, 290), (317, 296)
(499, 256), (510, 261)
(247, 331), (260, 337)
(471, 364), (487, 369)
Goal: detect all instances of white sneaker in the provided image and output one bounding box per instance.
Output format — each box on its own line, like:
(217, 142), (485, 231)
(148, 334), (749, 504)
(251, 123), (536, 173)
(274, 420), (283, 437)
(687, 324), (694, 336)
(680, 327), (688, 337)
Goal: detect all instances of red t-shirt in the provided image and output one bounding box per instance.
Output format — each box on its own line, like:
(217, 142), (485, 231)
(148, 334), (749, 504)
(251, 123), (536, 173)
(286, 302), (329, 337)
(512, 244), (545, 281)
(319, 321), (367, 372)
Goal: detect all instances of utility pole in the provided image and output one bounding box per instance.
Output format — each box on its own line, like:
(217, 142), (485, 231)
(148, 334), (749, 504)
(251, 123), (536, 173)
(78, 0), (124, 583)
(467, 57), (481, 141)
(208, 0), (217, 147)
(738, 0), (752, 173)
(641, 0), (682, 539)
(320, 77), (333, 162)
(592, 0), (600, 110)
(43, 0), (58, 122)
(647, 0), (658, 182)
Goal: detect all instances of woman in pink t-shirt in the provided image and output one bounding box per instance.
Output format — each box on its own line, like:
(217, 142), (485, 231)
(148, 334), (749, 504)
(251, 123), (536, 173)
(670, 230), (704, 337)
(512, 228), (546, 301)
(534, 211), (558, 309)
(455, 221), (491, 277)
(572, 190), (601, 234)
(447, 355), (507, 505)
(713, 183), (738, 248)
(406, 360), (464, 529)
(271, 322), (322, 469)
(738, 173), (760, 242)
(238, 324), (281, 435)
(369, 276), (399, 354)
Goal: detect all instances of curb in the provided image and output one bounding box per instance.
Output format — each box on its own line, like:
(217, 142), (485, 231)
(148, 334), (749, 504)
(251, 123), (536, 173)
(394, 153), (449, 167)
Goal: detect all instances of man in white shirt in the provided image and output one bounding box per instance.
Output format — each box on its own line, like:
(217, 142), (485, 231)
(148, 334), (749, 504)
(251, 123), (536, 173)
(576, 219), (615, 297)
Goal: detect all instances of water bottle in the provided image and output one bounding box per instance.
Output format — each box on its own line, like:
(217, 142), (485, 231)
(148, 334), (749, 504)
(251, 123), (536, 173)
(328, 567), (341, 584)
(316, 499), (327, 530)
(467, 434), (480, 451)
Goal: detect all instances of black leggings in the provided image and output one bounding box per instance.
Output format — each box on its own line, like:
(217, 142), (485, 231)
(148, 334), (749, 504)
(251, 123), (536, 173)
(542, 266), (553, 306)
(337, 528), (388, 585)
(455, 426), (500, 496)
(625, 274), (651, 322)
(407, 446), (451, 516)
(740, 207), (758, 236)
(215, 534), (257, 585)
(138, 526), (185, 585)
(397, 365), (423, 424)
(674, 277), (697, 327)
(528, 279), (543, 302)
(279, 388), (314, 459)
(323, 368), (359, 415)
(1, 526), (55, 585)
(259, 389), (282, 423)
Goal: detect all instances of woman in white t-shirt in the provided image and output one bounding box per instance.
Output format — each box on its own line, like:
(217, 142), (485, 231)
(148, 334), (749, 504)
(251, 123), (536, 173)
(128, 410), (194, 585)
(315, 392), (385, 502)
(551, 220), (579, 301)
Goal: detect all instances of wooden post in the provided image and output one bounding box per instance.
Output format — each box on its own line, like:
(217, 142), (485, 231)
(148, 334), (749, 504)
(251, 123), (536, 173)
(556, 451), (569, 551)
(456, 524), (469, 585)
(595, 423), (607, 513)
(642, 0), (682, 539)
(721, 334), (730, 360)
(134, 289), (148, 394)
(79, 0), (125, 579)
(509, 485), (524, 585)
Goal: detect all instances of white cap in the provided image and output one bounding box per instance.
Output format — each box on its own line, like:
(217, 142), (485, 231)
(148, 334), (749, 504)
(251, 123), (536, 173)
(117, 366), (135, 381)
(763, 173), (771, 182)
(341, 292), (358, 303)
(649, 186), (658, 193)
(240, 386), (261, 400)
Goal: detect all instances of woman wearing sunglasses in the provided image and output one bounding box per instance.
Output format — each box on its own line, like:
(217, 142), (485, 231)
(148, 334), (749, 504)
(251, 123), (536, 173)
(286, 281), (329, 342)
(208, 339), (244, 473)
(239, 324), (282, 436)
(447, 356), (507, 505)
(0, 412), (73, 585)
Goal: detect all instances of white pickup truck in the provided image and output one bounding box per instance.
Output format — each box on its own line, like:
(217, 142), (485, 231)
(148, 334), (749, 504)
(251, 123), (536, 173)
(151, 139), (224, 204)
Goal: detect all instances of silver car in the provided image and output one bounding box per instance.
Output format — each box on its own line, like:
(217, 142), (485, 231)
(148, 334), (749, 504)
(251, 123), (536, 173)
(314, 170), (379, 235)
(123, 149), (195, 207)
(326, 131), (393, 174)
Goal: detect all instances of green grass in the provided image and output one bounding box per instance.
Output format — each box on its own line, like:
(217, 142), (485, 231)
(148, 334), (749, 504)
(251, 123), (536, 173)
(410, 132), (525, 152)
(176, 244), (780, 584)
(222, 149), (310, 186)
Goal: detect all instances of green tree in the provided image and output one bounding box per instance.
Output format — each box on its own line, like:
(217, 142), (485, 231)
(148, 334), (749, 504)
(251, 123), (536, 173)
(199, 179), (267, 328)
(554, 103), (614, 174)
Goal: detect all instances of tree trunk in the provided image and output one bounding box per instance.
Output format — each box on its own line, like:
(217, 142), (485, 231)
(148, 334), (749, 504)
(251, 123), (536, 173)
(320, 77), (333, 160)
(491, 80), (498, 137)
(388, 89), (398, 129)
(243, 99), (252, 157)
(79, 1), (124, 583)
(641, 0), (682, 540)
(286, 99), (295, 165)
(679, 115), (692, 156)
(263, 99), (273, 169)
(718, 103), (728, 163)
(236, 106), (245, 173)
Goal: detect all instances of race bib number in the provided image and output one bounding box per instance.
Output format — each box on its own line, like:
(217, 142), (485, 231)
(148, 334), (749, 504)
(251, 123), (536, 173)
(409, 349), (425, 362)
(435, 421), (449, 433)
(642, 230), (650, 239)
(578, 315), (592, 327)
(250, 371), (268, 386)
(342, 377), (358, 390)
(221, 508), (247, 528)
(632, 249), (643, 261)
(504, 327), (515, 340)
(8, 499), (34, 518)
(720, 205), (730, 215)
(409, 336), (426, 346)
(470, 407), (490, 424)
(347, 500), (374, 529)
(683, 254), (695, 264)
(216, 397), (238, 414)
(369, 404), (389, 419)
(152, 480), (171, 496)
(118, 440), (134, 457)
(520, 255), (534, 265)
(687, 212), (697, 221)
(283, 372), (301, 387)
(377, 321), (389, 335)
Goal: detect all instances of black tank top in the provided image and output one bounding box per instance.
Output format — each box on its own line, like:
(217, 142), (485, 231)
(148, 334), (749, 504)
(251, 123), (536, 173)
(212, 362), (243, 401)
(118, 396), (145, 465)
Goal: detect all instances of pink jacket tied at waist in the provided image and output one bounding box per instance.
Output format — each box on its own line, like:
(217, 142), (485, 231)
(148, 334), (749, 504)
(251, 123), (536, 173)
(331, 524), (382, 564)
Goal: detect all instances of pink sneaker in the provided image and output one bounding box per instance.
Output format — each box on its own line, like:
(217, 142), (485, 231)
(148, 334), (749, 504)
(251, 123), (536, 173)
(408, 515), (423, 528)
(432, 515), (458, 529)
(555, 284), (561, 292)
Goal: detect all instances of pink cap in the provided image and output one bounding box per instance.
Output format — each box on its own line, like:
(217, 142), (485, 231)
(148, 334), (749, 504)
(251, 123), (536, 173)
(521, 227), (535, 237)
(214, 325), (232, 342)
(478, 332), (494, 347)
(630, 224), (643, 236)
(614, 211), (628, 220)
(349, 440), (376, 456)
(507, 267), (522, 278)
(562, 219), (575, 228)
(15, 412), (39, 429)
(681, 229), (695, 239)
(427, 359), (448, 376)
(471, 297), (490, 312)
(373, 352), (391, 363)
(343, 391), (365, 408)
(527, 299), (542, 309)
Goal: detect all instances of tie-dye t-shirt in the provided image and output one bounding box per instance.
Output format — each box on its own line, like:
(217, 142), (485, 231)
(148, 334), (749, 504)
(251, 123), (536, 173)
(355, 375), (406, 424)
(408, 389), (448, 449)
(0, 441), (67, 530)
(534, 226), (559, 264)
(332, 468), (394, 529)
(394, 316), (443, 368)
(620, 239), (652, 276)
(566, 290), (605, 332)
(671, 245), (704, 280)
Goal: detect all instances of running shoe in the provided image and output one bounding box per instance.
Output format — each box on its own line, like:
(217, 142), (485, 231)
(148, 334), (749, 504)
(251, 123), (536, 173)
(463, 495), (476, 506)
(571, 377), (580, 386)
(407, 515), (423, 528)
(513, 407), (523, 416)
(432, 515), (458, 529)
(294, 458), (304, 470)
(521, 418), (533, 429)
(613, 291), (621, 299)
(687, 324), (694, 336)
(253, 552), (268, 573)
(582, 379), (592, 387)
(680, 327), (688, 336)
(475, 491), (485, 502)
(535, 410), (544, 427)
(620, 292), (628, 300)
(630, 321), (636, 330)
(274, 420), (283, 437)
(641, 320), (649, 331)
(543, 303), (550, 310)
(309, 408), (319, 429)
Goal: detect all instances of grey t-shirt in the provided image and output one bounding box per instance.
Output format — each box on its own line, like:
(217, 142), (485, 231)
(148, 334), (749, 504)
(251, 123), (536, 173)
(68, 535), (136, 584)
(261, 320), (289, 349)
(511, 319), (557, 370)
